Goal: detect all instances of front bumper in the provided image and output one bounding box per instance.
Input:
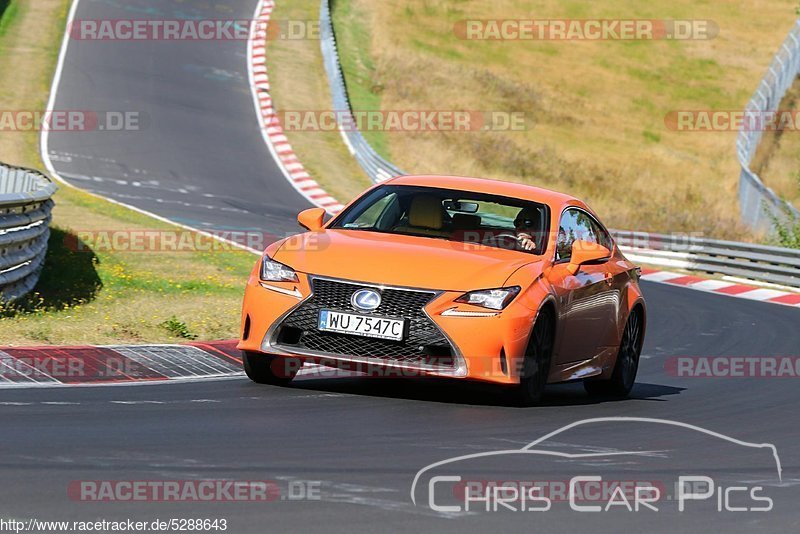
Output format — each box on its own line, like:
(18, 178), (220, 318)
(237, 272), (538, 384)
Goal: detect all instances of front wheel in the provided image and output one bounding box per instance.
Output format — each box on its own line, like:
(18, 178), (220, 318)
(512, 308), (555, 407)
(242, 352), (301, 386)
(584, 308), (643, 398)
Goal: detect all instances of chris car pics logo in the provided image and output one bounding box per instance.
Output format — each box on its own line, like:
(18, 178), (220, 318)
(411, 417), (781, 514)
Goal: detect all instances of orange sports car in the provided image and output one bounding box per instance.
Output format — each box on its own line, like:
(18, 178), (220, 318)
(238, 175), (646, 405)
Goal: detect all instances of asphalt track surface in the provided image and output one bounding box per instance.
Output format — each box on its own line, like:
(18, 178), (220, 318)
(21, 0), (800, 532)
(45, 0), (310, 238)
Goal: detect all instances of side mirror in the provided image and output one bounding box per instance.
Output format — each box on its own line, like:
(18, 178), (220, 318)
(297, 207), (326, 231)
(567, 240), (611, 275)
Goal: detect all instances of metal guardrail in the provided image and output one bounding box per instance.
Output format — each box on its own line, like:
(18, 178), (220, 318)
(319, 0), (405, 183)
(737, 20), (800, 232)
(319, 0), (800, 290)
(0, 165), (56, 302)
(612, 230), (800, 289)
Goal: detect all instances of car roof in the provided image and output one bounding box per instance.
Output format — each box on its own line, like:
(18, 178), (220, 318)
(385, 174), (580, 208)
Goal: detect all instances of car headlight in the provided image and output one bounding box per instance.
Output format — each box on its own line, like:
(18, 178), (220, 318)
(260, 257), (299, 283)
(454, 286), (521, 311)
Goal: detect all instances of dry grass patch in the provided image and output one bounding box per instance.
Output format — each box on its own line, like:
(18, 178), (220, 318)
(267, 0), (372, 203)
(752, 77), (800, 209)
(0, 0), (68, 169)
(330, 0), (799, 239)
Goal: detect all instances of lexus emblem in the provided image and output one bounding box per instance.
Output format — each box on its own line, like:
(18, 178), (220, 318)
(351, 289), (381, 311)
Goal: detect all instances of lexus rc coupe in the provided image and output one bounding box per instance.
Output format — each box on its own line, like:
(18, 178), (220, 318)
(238, 175), (646, 405)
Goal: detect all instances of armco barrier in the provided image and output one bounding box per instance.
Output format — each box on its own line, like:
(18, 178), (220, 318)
(612, 230), (800, 289)
(0, 165), (56, 301)
(319, 0), (800, 289)
(736, 20), (800, 232)
(319, 0), (405, 183)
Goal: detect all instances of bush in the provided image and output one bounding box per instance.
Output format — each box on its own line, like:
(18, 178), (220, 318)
(159, 316), (197, 340)
(768, 172), (800, 249)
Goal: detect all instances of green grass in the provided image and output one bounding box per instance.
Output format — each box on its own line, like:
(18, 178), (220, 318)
(0, 227), (102, 316)
(0, 1), (16, 37)
(159, 316), (198, 340)
(0, 0), (13, 32)
(0, 185), (256, 345)
(642, 130), (661, 143)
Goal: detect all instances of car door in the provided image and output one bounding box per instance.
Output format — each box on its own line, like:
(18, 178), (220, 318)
(548, 208), (620, 365)
(587, 215), (628, 349)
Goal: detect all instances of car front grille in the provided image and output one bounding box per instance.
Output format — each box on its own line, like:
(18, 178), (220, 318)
(271, 277), (457, 369)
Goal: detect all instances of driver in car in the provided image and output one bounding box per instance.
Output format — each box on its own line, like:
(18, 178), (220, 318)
(514, 207), (539, 251)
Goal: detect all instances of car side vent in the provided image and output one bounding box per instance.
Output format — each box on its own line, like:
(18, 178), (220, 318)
(243, 314), (251, 341)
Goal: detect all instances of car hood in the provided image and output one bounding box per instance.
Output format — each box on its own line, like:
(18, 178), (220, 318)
(273, 229), (543, 291)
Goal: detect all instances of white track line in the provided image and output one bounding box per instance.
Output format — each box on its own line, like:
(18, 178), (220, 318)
(40, 0), (261, 255)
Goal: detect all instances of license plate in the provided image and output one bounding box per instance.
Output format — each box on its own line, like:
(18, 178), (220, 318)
(318, 310), (405, 341)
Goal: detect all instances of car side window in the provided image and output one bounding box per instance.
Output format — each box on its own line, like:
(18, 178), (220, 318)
(589, 218), (614, 251)
(556, 208), (599, 262)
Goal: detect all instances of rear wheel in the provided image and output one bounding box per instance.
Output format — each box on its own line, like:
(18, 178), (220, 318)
(584, 308), (643, 398)
(242, 351), (301, 386)
(512, 307), (555, 407)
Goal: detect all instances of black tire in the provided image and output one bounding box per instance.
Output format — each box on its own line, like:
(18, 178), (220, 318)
(242, 351), (301, 386)
(584, 308), (643, 398)
(512, 307), (555, 407)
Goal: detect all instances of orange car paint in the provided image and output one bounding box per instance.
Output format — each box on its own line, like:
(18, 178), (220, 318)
(238, 175), (646, 386)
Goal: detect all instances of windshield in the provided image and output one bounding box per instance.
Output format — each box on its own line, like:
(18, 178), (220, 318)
(330, 185), (550, 254)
